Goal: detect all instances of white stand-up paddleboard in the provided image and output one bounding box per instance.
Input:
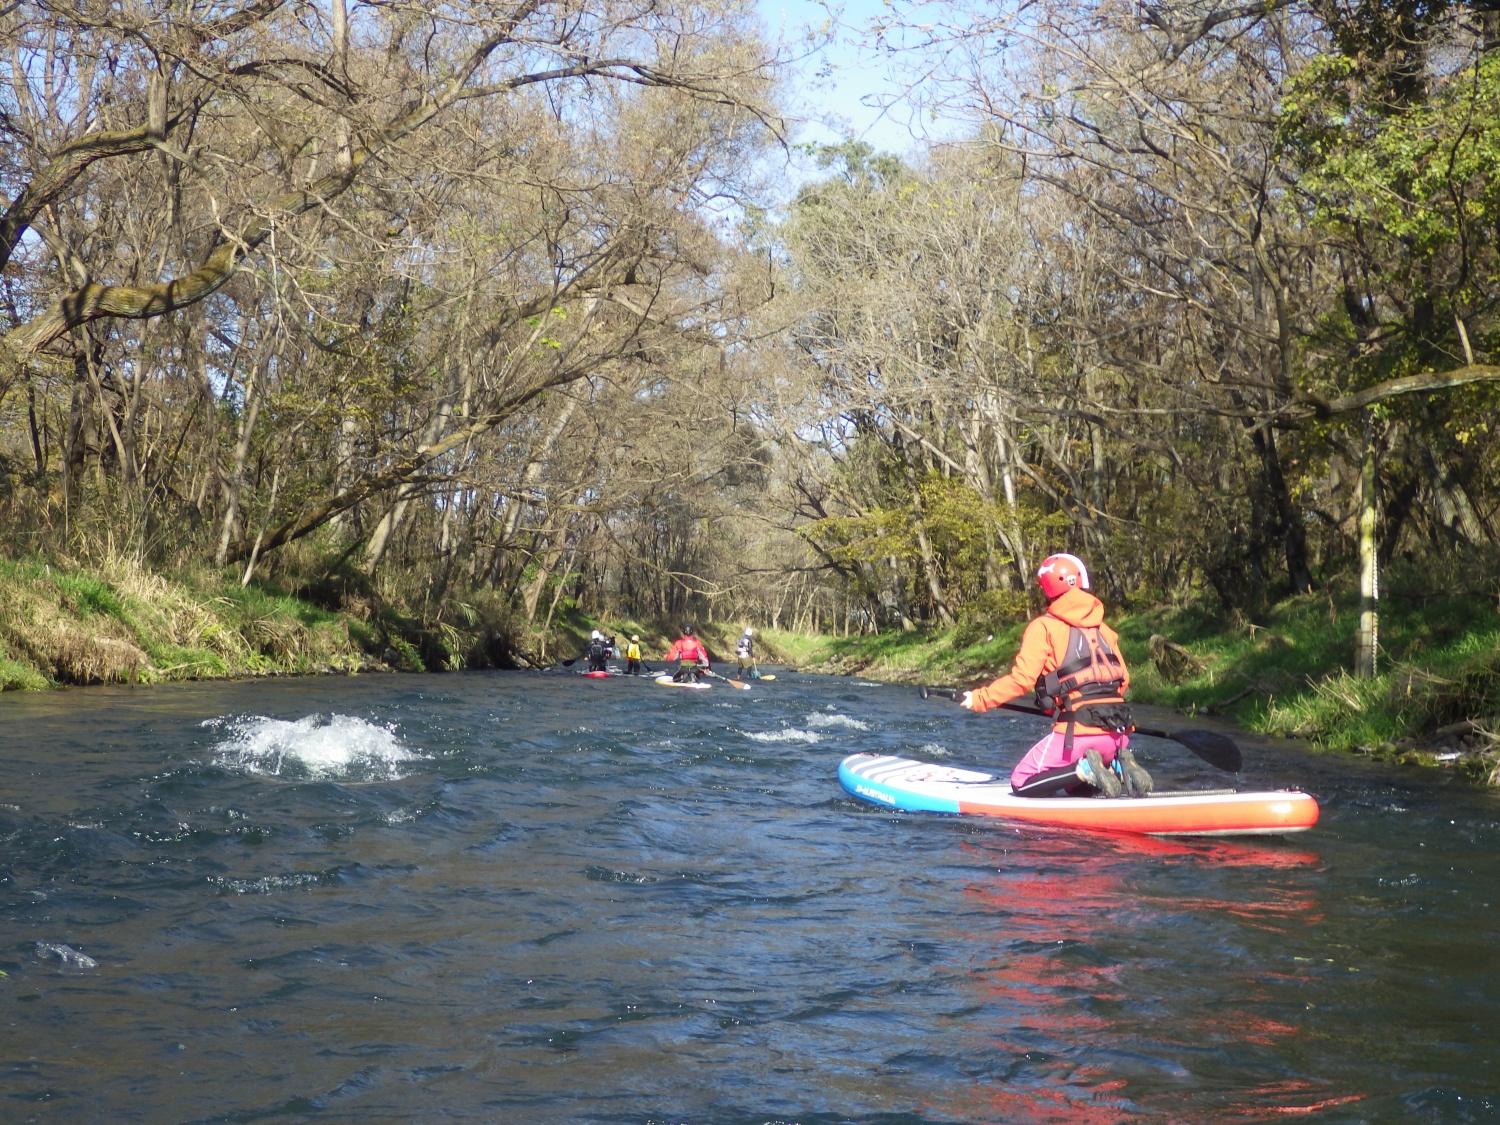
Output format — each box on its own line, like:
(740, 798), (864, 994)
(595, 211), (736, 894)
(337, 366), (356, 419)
(654, 676), (711, 691)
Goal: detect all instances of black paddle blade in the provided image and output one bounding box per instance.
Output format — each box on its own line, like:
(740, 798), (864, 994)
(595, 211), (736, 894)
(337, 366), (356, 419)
(1172, 729), (1243, 772)
(1135, 726), (1243, 772)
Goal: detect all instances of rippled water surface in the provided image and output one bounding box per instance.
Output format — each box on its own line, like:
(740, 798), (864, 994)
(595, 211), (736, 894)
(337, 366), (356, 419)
(3, 669), (1499, 1124)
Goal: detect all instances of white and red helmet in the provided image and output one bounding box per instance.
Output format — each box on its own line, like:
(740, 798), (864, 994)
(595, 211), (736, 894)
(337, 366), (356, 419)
(1036, 553), (1090, 600)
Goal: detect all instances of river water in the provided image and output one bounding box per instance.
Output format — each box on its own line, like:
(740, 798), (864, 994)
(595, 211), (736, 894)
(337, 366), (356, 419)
(2, 669), (1497, 1124)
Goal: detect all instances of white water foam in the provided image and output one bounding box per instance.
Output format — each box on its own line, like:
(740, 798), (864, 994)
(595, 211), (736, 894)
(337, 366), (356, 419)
(36, 941), (97, 970)
(916, 742), (951, 758)
(206, 714), (418, 782)
(805, 713), (870, 732)
(745, 729), (822, 744)
(207, 872), (335, 895)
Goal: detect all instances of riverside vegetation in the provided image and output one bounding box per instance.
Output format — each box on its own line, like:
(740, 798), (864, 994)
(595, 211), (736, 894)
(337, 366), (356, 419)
(3, 549), (1497, 786)
(0, 551), (762, 689)
(2, 1), (1499, 782)
(0, 554), (428, 689)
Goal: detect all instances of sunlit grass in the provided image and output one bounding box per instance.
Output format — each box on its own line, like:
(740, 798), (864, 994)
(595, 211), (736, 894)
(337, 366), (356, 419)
(768, 620), (1028, 686)
(1113, 583), (1500, 756)
(0, 554), (375, 690)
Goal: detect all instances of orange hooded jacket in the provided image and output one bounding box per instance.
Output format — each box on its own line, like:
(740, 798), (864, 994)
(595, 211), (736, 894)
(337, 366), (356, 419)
(966, 587), (1130, 735)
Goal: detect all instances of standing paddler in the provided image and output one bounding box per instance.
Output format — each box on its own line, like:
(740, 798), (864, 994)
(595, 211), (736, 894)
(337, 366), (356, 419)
(960, 552), (1153, 798)
(734, 627), (759, 679)
(583, 630), (610, 673)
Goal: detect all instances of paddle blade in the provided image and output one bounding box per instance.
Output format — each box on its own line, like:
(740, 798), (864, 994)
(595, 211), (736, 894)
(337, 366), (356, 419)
(1173, 729), (1243, 772)
(1135, 726), (1243, 772)
(704, 668), (751, 689)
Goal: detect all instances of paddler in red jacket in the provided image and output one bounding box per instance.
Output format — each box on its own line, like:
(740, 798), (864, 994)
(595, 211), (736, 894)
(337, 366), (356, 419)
(664, 625), (712, 683)
(961, 553), (1152, 799)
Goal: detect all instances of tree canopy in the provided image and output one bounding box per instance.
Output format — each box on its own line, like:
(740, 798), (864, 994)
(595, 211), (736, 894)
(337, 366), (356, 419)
(0, 0), (1496, 662)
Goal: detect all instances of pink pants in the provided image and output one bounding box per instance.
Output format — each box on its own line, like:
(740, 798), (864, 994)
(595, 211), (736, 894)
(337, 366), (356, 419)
(1009, 730), (1130, 789)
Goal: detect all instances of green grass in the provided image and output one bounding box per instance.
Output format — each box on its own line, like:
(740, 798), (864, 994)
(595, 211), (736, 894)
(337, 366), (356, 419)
(0, 554), (382, 689)
(53, 573), (127, 619)
(0, 649), (51, 691)
(1113, 583), (1500, 757)
(768, 620), (1028, 686)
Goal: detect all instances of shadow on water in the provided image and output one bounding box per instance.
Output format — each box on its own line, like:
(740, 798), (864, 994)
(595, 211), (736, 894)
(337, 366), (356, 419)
(2, 670), (1498, 1123)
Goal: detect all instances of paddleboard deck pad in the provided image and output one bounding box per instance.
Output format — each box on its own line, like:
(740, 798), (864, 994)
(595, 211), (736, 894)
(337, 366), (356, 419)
(840, 753), (1318, 837)
(655, 676), (711, 690)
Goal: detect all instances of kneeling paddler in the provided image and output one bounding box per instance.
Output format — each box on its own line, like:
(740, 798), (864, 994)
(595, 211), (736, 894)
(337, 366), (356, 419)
(960, 553), (1152, 799)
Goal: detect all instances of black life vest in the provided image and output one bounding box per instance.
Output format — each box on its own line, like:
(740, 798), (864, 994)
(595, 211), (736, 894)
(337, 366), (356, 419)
(1034, 622), (1131, 734)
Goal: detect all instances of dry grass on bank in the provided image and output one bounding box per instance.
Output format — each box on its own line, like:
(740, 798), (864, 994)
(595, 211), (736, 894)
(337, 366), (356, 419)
(0, 556), (372, 689)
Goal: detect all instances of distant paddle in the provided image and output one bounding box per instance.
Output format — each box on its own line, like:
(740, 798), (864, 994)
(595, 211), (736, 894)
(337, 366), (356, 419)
(703, 667), (752, 690)
(918, 686), (1243, 772)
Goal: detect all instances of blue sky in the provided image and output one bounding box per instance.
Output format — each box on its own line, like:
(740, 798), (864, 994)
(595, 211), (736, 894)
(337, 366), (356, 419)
(756, 0), (930, 164)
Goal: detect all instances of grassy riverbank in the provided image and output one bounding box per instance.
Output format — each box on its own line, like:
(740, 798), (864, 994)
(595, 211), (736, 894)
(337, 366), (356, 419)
(0, 555), (781, 691)
(0, 555), (516, 689)
(783, 572), (1500, 784)
(8, 553), (1496, 784)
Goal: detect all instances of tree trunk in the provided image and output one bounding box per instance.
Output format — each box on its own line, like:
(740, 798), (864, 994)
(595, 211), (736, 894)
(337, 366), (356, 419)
(214, 346), (269, 566)
(493, 391), (579, 589)
(901, 452), (955, 626)
(1355, 422), (1379, 679)
(1248, 419), (1315, 593)
(1422, 446), (1490, 544)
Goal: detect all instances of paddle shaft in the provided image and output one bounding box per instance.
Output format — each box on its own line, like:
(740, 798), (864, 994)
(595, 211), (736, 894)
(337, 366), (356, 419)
(918, 686), (1242, 772)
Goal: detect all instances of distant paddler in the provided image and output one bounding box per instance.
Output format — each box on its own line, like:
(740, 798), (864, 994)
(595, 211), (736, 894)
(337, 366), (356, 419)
(624, 635), (644, 676)
(664, 626), (712, 683)
(734, 627), (759, 680)
(583, 630), (610, 673)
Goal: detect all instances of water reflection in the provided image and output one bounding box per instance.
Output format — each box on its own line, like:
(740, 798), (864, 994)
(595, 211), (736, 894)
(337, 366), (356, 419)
(935, 833), (1362, 1123)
